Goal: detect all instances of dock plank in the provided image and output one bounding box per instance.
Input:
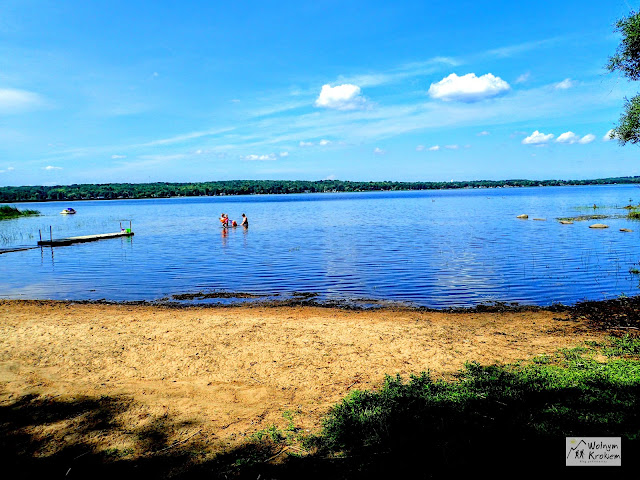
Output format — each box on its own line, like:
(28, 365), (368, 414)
(37, 231), (134, 246)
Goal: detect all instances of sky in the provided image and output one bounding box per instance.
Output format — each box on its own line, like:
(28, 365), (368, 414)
(0, 0), (639, 186)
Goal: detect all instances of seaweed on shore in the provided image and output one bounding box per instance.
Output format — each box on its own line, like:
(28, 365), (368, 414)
(171, 291), (268, 300)
(569, 296), (640, 334)
(556, 214), (609, 222)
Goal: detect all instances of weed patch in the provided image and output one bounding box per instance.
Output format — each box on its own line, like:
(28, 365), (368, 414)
(312, 338), (640, 476)
(0, 205), (40, 220)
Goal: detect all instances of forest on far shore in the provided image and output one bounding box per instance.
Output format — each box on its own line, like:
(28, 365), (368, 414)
(1, 176), (640, 202)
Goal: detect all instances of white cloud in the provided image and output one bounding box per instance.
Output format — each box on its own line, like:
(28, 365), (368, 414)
(111, 154), (126, 159)
(0, 87), (43, 114)
(515, 72), (530, 84)
(523, 130), (554, 144)
(416, 145), (425, 151)
(140, 127), (235, 147)
(315, 84), (366, 110)
(138, 154), (186, 162)
(485, 37), (561, 58)
(555, 78), (574, 90)
(556, 131), (579, 144)
(445, 144), (459, 150)
(43, 165), (62, 170)
(428, 73), (510, 102)
(245, 153), (276, 161)
(579, 134), (595, 144)
(318, 139), (331, 146)
(428, 145), (441, 151)
(299, 141), (313, 147)
(477, 131), (490, 136)
(373, 147), (385, 155)
(556, 132), (595, 144)
(603, 129), (617, 141)
(279, 151), (289, 157)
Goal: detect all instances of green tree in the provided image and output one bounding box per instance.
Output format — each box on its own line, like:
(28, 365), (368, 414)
(607, 10), (640, 144)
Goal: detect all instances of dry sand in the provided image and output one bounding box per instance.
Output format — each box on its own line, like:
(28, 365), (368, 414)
(0, 300), (605, 457)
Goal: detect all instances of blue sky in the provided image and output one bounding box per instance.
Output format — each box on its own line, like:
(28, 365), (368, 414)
(0, 0), (638, 186)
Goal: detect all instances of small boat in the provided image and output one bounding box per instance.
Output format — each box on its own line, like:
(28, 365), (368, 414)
(60, 208), (76, 215)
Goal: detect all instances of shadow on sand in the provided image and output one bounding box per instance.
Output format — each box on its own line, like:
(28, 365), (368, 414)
(2, 384), (638, 480)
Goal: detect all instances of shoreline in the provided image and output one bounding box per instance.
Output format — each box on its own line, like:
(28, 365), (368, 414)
(0, 292), (614, 312)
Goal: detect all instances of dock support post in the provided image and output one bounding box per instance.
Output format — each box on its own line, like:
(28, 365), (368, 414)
(49, 226), (52, 243)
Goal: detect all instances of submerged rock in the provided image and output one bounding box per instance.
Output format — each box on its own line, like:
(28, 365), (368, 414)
(589, 223), (609, 229)
(516, 214), (528, 219)
(559, 220), (573, 224)
(620, 228), (633, 232)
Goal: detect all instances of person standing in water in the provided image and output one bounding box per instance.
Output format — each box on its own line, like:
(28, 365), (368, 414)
(241, 213), (248, 227)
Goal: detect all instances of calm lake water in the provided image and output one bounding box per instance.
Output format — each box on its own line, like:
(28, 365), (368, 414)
(1, 185), (640, 308)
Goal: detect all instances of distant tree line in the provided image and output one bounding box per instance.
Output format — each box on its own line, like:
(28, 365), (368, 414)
(1, 177), (640, 203)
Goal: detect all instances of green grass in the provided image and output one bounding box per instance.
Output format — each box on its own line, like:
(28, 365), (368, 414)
(0, 205), (40, 220)
(628, 209), (640, 220)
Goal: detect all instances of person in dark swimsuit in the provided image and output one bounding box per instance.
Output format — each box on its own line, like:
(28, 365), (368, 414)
(241, 213), (248, 227)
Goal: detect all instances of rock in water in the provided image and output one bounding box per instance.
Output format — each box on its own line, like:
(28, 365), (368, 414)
(589, 224), (609, 229)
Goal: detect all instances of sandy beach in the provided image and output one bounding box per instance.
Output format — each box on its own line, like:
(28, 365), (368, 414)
(0, 299), (608, 463)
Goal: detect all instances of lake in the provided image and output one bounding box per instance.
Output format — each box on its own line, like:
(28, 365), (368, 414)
(1, 184), (639, 308)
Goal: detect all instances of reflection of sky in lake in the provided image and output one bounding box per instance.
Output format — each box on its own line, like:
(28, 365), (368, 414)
(1, 184), (640, 308)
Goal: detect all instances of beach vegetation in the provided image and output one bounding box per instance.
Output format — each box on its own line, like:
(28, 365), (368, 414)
(308, 338), (640, 475)
(0, 205), (40, 220)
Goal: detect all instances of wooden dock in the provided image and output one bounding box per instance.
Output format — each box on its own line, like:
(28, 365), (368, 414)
(37, 231), (134, 247)
(0, 246), (39, 254)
